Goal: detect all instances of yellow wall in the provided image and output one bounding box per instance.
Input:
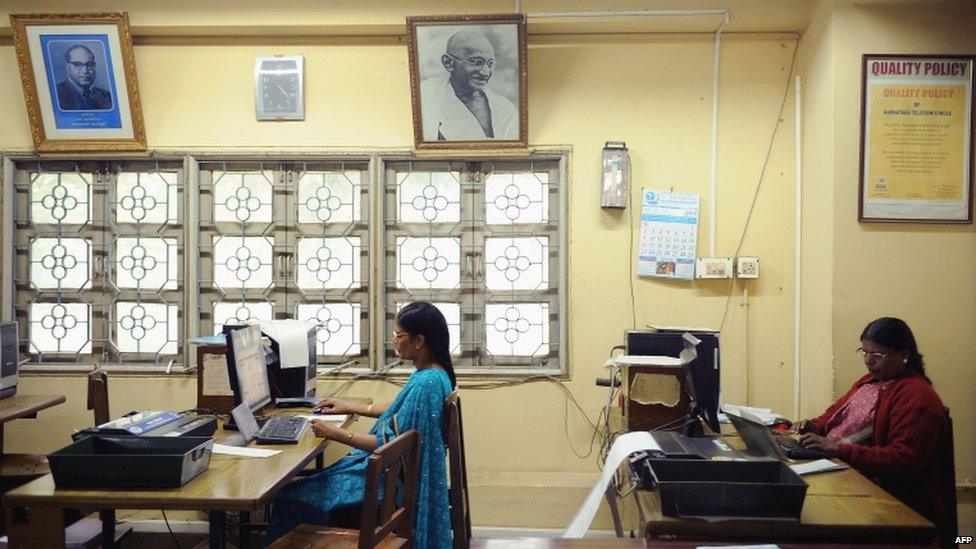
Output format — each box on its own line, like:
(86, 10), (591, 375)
(0, 0), (972, 533)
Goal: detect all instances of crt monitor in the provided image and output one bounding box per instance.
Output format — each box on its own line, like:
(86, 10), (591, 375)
(225, 325), (272, 412)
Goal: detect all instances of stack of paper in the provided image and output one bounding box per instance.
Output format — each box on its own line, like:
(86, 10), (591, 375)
(722, 404), (781, 425)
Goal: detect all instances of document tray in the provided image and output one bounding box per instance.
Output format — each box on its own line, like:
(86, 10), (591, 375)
(637, 458), (807, 520)
(48, 436), (214, 488)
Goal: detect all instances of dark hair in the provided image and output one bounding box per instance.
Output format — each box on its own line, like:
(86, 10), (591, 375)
(64, 44), (96, 64)
(396, 301), (457, 389)
(860, 317), (929, 383)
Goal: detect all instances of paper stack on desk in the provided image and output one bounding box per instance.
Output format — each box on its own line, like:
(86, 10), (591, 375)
(721, 404), (781, 425)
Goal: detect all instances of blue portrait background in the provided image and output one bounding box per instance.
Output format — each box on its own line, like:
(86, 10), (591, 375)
(41, 34), (122, 130)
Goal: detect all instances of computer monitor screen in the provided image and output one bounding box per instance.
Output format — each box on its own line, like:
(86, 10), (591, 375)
(226, 325), (272, 412)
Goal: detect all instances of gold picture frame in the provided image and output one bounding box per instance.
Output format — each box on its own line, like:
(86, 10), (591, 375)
(10, 12), (147, 152)
(406, 13), (527, 150)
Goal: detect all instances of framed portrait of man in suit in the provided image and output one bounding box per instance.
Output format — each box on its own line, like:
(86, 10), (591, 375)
(10, 12), (146, 152)
(407, 14), (527, 150)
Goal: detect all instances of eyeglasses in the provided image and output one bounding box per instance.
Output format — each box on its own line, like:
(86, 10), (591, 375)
(446, 52), (495, 70)
(68, 61), (96, 70)
(856, 348), (893, 361)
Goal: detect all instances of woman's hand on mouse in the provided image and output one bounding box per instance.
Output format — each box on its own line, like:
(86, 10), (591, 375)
(314, 398), (350, 414)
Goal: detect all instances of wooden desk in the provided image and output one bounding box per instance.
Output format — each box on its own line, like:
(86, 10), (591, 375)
(0, 394), (66, 454)
(0, 395), (66, 482)
(631, 438), (936, 544)
(3, 409), (362, 549)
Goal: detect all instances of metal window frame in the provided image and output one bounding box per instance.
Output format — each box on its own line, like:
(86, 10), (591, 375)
(3, 149), (568, 378)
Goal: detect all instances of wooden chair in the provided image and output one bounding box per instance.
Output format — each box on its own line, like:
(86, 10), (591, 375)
(87, 369), (110, 426)
(938, 408), (957, 549)
(270, 429), (422, 549)
(443, 393), (471, 549)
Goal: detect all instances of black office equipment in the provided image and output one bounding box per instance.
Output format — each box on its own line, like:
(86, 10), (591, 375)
(1, 321), (19, 399)
(48, 436), (214, 488)
(223, 324), (317, 402)
(728, 412), (830, 461)
(72, 410), (218, 441)
(645, 431), (742, 460)
(627, 329), (721, 433)
(636, 458), (807, 520)
(266, 326), (317, 400)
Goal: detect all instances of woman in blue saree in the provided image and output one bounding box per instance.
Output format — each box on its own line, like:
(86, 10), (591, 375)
(264, 302), (456, 547)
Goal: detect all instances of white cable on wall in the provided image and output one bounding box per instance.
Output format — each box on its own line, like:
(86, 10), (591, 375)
(519, 6), (731, 258)
(710, 11), (730, 257)
(793, 74), (803, 420)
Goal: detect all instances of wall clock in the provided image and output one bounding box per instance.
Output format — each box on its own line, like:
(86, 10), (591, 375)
(254, 55), (304, 121)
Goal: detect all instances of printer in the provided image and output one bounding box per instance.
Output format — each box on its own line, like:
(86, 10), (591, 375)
(72, 410), (217, 441)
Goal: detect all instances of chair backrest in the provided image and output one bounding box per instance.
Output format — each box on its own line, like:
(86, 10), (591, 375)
(359, 429), (421, 549)
(87, 369), (110, 426)
(442, 393), (471, 549)
(938, 408), (957, 549)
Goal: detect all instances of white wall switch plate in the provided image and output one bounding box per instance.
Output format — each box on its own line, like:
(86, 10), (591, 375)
(695, 257), (733, 279)
(736, 256), (760, 278)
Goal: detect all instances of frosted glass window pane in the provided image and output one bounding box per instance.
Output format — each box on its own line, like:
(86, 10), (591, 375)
(213, 301), (274, 335)
(116, 302), (178, 354)
(213, 171), (273, 223)
(396, 301), (461, 355)
(30, 238), (92, 290)
(395, 237), (460, 290)
(297, 171), (360, 223)
(115, 237), (178, 290)
(485, 172), (549, 224)
(396, 171), (461, 223)
(29, 303), (91, 354)
(485, 303), (550, 356)
(30, 172), (92, 225)
(116, 172), (178, 224)
(484, 237), (549, 291)
(213, 236), (274, 290)
(297, 303), (361, 356)
(296, 237), (361, 290)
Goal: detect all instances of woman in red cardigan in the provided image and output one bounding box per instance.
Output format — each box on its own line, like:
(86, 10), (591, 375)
(795, 317), (947, 533)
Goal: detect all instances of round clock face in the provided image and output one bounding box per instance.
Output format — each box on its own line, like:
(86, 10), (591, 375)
(261, 73), (300, 114)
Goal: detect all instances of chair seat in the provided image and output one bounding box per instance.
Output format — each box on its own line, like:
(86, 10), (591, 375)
(270, 524), (408, 549)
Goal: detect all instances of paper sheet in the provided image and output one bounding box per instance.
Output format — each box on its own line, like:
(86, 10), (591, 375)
(296, 414), (348, 423)
(790, 459), (849, 475)
(260, 319), (315, 369)
(563, 432), (662, 538)
(722, 404), (780, 425)
(212, 443), (282, 458)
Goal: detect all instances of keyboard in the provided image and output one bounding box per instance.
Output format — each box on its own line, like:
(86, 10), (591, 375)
(774, 433), (830, 460)
(256, 416), (308, 444)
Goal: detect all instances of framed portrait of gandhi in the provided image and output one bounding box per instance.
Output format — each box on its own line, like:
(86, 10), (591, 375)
(10, 12), (147, 152)
(407, 14), (527, 150)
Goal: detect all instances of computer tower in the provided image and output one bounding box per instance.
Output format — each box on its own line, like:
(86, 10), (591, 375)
(265, 328), (317, 399)
(1, 322), (20, 399)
